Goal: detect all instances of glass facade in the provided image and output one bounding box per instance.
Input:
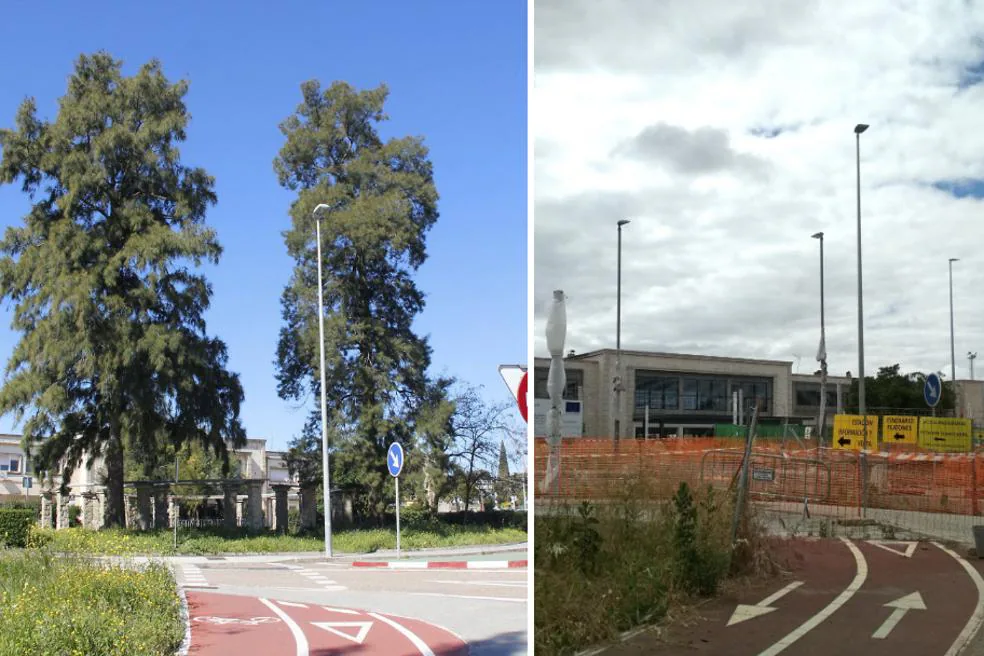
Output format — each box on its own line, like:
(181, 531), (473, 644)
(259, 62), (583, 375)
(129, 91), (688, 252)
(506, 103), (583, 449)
(635, 376), (679, 410)
(533, 367), (583, 400)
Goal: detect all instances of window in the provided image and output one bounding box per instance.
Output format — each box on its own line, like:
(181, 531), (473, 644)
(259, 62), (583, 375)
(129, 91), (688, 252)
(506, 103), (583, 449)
(8, 459), (18, 473)
(533, 367), (583, 400)
(795, 383), (837, 409)
(635, 376), (679, 410)
(681, 378), (728, 412)
(739, 381), (772, 413)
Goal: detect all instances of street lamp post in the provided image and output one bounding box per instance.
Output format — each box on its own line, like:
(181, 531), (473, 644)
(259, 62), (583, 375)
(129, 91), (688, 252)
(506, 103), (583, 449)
(970, 352), (977, 381)
(854, 123), (869, 518)
(854, 123), (869, 427)
(312, 203), (335, 558)
(812, 232), (827, 442)
(949, 258), (960, 384)
(614, 219), (630, 447)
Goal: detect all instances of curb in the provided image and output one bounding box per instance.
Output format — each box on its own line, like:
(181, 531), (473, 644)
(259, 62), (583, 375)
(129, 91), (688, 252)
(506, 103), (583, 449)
(352, 559), (528, 569)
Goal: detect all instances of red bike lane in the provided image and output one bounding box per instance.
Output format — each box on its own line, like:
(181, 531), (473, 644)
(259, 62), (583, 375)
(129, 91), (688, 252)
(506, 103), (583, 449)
(607, 537), (984, 656)
(186, 591), (469, 655)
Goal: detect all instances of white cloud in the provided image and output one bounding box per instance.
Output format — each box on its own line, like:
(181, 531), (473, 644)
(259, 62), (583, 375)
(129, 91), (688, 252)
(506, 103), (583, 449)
(534, 0), (984, 380)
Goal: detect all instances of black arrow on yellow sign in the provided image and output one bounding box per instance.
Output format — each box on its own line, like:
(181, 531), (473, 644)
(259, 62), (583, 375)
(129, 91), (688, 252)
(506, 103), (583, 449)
(838, 437), (851, 447)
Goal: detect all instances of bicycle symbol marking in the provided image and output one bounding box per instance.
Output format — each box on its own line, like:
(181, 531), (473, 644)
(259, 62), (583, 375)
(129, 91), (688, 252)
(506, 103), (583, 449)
(193, 616), (282, 626)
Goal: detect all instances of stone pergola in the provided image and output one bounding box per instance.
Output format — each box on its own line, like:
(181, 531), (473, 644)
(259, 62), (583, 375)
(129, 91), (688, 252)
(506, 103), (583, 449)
(39, 478), (302, 533)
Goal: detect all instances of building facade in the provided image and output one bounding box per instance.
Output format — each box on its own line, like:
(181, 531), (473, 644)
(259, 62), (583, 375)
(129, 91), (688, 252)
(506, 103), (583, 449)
(533, 349), (852, 438)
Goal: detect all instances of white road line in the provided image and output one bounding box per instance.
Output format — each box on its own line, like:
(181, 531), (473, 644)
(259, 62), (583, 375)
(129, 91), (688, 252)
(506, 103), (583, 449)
(933, 541), (984, 656)
(758, 537), (868, 656)
(427, 579), (527, 588)
(368, 612), (435, 656)
(278, 601), (309, 608)
(410, 592), (526, 603)
(322, 606), (360, 615)
(258, 598), (308, 656)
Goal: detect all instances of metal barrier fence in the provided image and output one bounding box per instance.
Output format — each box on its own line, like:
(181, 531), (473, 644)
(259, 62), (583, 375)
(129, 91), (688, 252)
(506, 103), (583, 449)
(533, 437), (984, 544)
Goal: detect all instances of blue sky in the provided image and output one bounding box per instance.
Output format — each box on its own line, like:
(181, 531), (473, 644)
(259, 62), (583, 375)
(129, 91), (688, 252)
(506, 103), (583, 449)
(0, 1), (527, 451)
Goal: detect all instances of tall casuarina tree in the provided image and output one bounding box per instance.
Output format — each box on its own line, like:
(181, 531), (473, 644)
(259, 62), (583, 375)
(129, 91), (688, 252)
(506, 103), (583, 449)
(0, 52), (246, 526)
(273, 80), (439, 519)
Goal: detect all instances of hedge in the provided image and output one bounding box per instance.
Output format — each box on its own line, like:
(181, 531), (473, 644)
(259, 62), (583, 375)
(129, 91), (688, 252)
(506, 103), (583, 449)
(0, 508), (37, 547)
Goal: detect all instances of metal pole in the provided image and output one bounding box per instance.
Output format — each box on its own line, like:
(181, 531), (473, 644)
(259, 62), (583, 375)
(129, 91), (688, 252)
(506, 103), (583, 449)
(173, 451), (179, 552)
(395, 476), (401, 559)
(731, 400), (760, 547)
(814, 232), (828, 444)
(615, 220), (628, 447)
(315, 215), (333, 558)
(950, 258), (958, 384)
(855, 124), (869, 518)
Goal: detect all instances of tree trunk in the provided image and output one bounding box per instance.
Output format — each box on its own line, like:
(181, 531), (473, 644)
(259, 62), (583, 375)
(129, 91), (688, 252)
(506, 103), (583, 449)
(103, 435), (126, 528)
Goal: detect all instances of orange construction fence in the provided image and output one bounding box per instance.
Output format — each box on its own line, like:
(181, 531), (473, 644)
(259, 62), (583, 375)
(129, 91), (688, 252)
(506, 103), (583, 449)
(533, 437), (984, 518)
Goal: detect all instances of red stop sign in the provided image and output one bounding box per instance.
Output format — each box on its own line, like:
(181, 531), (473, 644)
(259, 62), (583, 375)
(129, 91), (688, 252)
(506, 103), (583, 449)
(517, 372), (528, 423)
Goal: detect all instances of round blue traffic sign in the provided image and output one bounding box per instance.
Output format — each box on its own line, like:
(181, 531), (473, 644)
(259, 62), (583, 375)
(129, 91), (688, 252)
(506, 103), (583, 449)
(387, 442), (404, 477)
(924, 372), (942, 408)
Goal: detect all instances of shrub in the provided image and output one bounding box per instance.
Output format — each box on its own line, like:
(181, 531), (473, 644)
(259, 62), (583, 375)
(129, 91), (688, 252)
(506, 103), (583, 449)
(68, 504), (82, 527)
(0, 508), (36, 547)
(287, 508), (300, 534)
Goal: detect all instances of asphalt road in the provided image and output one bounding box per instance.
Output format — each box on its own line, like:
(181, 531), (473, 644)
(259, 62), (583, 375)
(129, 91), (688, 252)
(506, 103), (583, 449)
(592, 537), (984, 656)
(178, 559), (528, 655)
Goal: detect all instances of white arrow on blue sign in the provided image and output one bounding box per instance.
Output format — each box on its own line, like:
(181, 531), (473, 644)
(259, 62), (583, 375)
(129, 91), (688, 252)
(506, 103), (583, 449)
(924, 372), (942, 408)
(387, 443), (404, 477)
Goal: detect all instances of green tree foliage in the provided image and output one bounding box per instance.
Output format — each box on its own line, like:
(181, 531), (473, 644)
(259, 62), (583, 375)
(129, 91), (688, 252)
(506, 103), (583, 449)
(844, 364), (956, 414)
(0, 52), (246, 527)
(273, 80), (439, 519)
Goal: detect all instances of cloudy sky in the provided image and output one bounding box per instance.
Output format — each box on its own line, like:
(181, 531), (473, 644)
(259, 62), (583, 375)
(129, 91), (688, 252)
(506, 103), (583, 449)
(534, 0), (984, 381)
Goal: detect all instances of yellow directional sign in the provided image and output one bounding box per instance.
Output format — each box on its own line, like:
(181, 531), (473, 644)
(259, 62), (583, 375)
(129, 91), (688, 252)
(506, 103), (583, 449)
(917, 417), (972, 452)
(832, 414), (879, 450)
(882, 415), (918, 445)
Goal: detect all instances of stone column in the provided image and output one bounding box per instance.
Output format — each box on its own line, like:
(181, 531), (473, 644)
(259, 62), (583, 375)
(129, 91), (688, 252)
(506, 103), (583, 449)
(40, 492), (53, 529)
(134, 484), (154, 531)
(80, 492), (95, 530)
(124, 495), (138, 529)
(272, 484), (290, 534)
(92, 491), (106, 530)
(222, 483), (239, 529)
(154, 486), (170, 529)
(235, 498), (245, 527)
(56, 491), (70, 530)
(299, 485), (317, 531)
(246, 481), (264, 532)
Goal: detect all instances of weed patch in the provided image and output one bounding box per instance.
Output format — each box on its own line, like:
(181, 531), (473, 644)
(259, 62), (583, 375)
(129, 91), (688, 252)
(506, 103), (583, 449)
(0, 550), (183, 655)
(535, 480), (771, 655)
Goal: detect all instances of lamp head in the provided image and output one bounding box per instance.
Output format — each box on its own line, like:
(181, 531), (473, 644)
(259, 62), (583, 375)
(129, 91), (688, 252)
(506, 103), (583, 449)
(854, 124), (869, 134)
(811, 232), (824, 240)
(312, 203), (331, 218)
(617, 219), (630, 227)
(950, 257), (960, 264)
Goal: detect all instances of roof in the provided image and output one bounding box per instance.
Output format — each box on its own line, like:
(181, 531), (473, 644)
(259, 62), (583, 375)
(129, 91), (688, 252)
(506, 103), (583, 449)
(537, 348), (793, 367)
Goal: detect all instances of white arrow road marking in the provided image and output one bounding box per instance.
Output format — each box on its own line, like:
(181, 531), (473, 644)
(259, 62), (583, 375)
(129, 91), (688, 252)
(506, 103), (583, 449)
(727, 581), (804, 626)
(311, 621), (372, 645)
(872, 592), (926, 639)
(759, 537), (869, 656)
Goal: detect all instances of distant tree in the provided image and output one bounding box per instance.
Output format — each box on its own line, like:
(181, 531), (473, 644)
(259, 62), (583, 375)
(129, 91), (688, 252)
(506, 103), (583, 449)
(413, 376), (456, 512)
(844, 364), (956, 414)
(272, 80), (440, 520)
(0, 52), (246, 527)
(446, 385), (512, 512)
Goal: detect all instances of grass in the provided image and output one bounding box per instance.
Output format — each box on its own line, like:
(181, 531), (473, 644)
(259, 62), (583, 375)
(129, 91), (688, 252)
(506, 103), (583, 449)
(28, 523), (527, 556)
(534, 480), (772, 656)
(0, 550), (184, 655)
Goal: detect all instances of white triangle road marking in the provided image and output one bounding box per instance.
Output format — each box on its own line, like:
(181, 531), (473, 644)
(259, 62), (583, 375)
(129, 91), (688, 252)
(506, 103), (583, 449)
(867, 540), (918, 558)
(311, 621), (372, 644)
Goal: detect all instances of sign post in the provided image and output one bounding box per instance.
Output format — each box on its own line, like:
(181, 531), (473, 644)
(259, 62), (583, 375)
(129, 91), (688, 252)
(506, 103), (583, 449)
(387, 442), (404, 558)
(925, 372), (942, 415)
